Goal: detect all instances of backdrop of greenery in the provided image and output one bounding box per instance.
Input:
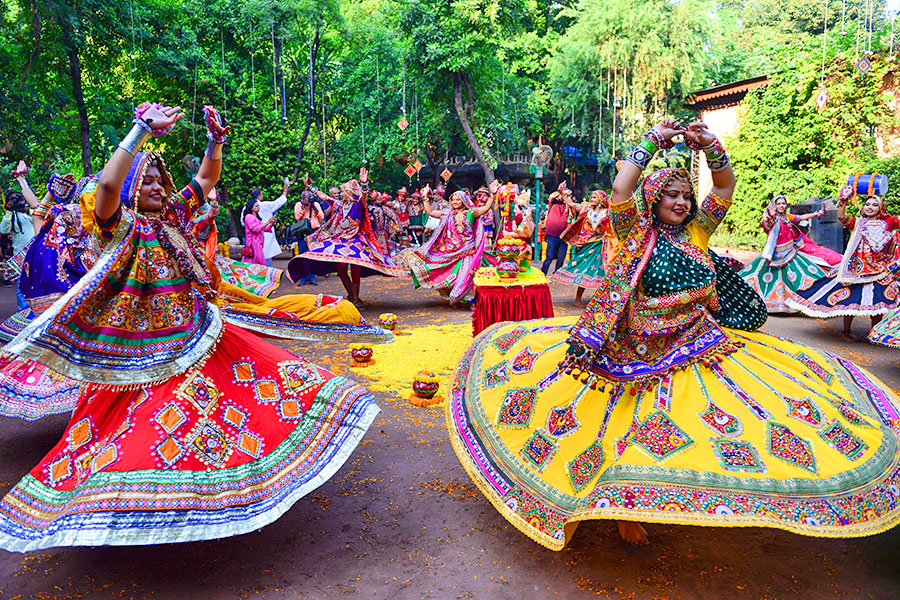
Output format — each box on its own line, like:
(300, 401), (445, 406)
(1, 0), (897, 246)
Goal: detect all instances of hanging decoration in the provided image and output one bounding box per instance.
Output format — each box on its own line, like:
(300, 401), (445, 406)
(398, 116), (409, 131)
(404, 165), (417, 178)
(413, 159), (423, 172)
(857, 55), (872, 75)
(440, 168), (453, 182)
(817, 0), (829, 111)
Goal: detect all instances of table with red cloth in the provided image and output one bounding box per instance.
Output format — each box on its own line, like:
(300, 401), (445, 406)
(472, 267), (554, 336)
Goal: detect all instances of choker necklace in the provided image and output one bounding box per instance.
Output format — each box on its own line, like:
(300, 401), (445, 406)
(654, 220), (684, 234)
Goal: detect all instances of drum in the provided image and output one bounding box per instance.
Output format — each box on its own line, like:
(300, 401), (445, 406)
(846, 173), (889, 197)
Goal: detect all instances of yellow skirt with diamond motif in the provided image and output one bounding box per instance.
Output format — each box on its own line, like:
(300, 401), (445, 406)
(447, 316), (900, 550)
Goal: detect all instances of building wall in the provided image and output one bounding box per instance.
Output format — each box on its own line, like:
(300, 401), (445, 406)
(696, 104), (742, 198)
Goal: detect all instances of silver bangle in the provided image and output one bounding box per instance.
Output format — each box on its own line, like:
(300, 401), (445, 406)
(118, 123), (152, 155)
(204, 141), (224, 160)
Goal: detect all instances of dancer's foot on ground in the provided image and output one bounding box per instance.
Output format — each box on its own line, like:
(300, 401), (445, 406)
(617, 521), (649, 545)
(840, 330), (861, 343)
(351, 297), (366, 310)
(574, 299), (588, 307)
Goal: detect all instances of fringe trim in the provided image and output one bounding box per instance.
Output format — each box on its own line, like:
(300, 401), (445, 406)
(556, 337), (744, 395)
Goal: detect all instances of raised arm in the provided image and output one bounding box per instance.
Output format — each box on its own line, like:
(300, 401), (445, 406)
(683, 121), (735, 202)
(13, 162), (40, 209)
(471, 192), (494, 218)
(612, 119), (682, 206)
(194, 106), (230, 200)
(96, 103), (184, 220)
(837, 185), (854, 225)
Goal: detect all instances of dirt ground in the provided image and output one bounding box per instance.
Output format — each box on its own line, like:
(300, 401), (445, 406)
(1, 256), (899, 600)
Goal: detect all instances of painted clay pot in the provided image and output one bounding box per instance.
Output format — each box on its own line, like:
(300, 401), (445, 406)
(351, 347), (374, 363)
(496, 260), (519, 280)
(413, 370), (440, 399)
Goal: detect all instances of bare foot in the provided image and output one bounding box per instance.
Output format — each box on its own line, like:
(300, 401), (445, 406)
(351, 297), (366, 310)
(840, 330), (861, 343)
(617, 520), (649, 545)
(574, 300), (587, 307)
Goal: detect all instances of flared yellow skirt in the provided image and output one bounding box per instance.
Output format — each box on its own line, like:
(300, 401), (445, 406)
(447, 317), (900, 550)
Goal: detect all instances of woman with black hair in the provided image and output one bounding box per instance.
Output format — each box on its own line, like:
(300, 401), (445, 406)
(243, 190), (276, 266)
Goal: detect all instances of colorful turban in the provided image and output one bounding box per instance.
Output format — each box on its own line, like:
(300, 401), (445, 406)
(641, 167), (692, 206)
(397, 187), (408, 198)
(341, 179), (363, 201)
(121, 151), (174, 209)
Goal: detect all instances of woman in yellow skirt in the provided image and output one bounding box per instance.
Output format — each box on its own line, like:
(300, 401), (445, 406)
(447, 119), (900, 549)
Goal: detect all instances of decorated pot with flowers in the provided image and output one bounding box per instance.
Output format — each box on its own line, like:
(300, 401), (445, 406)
(496, 236), (524, 261)
(412, 370), (440, 399)
(496, 260), (520, 280)
(378, 312), (398, 331)
(350, 343), (374, 363)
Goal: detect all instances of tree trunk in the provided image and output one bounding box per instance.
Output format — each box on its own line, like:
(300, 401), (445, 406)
(452, 71), (494, 184)
(292, 28), (320, 182)
(58, 11), (91, 175)
(20, 0), (40, 81)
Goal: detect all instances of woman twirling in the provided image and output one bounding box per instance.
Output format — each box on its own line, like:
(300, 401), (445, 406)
(550, 190), (619, 306)
(0, 103), (380, 551)
(446, 119), (900, 550)
(286, 169), (407, 309)
(740, 194), (841, 313)
(787, 187), (900, 341)
(401, 188), (496, 304)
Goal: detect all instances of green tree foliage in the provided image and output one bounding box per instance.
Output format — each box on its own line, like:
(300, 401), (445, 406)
(722, 37), (900, 248)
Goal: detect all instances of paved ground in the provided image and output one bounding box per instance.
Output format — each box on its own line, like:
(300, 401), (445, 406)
(1, 255), (900, 600)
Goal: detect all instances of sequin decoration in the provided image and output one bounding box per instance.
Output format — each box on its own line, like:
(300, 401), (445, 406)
(654, 374), (673, 412)
(491, 326), (529, 355)
(819, 419), (868, 460)
(699, 401), (743, 438)
(537, 370), (560, 392)
(187, 418), (234, 468)
(632, 411), (694, 461)
(767, 422), (816, 474)
(154, 403), (187, 434)
(511, 346), (540, 374)
(568, 441), (604, 493)
(175, 372), (221, 416)
(520, 431), (558, 471)
(48, 455), (72, 485)
(496, 388), (538, 428)
(279, 359), (324, 396)
(545, 400), (580, 439)
(232, 360), (256, 384)
(483, 360), (511, 389)
(795, 352), (833, 384)
(711, 438), (767, 473)
(68, 418), (92, 451)
(823, 394), (872, 427)
(783, 396), (824, 427)
(615, 417), (641, 458)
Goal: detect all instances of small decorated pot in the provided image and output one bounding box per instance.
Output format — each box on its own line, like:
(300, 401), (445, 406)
(413, 370), (440, 399)
(378, 312), (398, 331)
(496, 236), (524, 261)
(350, 344), (374, 363)
(496, 260), (519, 280)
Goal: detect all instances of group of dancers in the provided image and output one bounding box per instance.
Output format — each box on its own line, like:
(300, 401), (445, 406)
(0, 102), (900, 562)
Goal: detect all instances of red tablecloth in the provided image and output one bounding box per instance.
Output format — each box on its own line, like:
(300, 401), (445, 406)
(472, 284), (554, 337)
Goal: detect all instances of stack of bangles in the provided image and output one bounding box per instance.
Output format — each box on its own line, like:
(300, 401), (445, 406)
(626, 127), (731, 172)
